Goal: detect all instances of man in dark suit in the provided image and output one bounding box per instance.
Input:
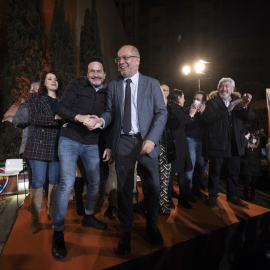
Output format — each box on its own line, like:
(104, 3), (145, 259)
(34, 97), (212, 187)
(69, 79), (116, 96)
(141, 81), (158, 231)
(86, 45), (167, 255)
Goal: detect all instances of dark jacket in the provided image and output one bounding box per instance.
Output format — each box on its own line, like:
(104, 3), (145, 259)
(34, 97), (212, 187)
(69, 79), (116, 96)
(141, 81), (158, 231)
(24, 94), (60, 161)
(160, 102), (178, 164)
(241, 144), (262, 176)
(169, 101), (193, 173)
(203, 94), (255, 157)
(57, 76), (107, 145)
(185, 108), (205, 140)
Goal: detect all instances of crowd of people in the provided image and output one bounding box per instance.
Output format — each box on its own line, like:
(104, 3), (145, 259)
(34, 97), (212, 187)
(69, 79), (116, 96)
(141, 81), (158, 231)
(14, 44), (267, 261)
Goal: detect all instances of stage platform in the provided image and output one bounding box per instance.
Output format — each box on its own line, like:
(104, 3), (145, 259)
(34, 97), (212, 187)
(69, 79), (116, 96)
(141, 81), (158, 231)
(0, 189), (269, 270)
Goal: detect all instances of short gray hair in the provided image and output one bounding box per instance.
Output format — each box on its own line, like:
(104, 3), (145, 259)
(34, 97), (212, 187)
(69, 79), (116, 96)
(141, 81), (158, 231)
(30, 82), (41, 93)
(217, 77), (235, 89)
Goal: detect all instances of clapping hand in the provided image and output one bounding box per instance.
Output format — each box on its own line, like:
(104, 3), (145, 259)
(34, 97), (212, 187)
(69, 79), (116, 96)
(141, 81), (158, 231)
(227, 99), (242, 112)
(241, 93), (252, 108)
(189, 103), (198, 117)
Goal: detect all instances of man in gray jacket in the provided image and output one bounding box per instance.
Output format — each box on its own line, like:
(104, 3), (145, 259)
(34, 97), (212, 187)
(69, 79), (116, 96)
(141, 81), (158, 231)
(86, 45), (167, 255)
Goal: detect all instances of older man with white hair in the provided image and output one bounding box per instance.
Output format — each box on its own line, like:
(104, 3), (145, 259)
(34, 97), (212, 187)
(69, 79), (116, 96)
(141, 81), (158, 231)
(203, 77), (255, 209)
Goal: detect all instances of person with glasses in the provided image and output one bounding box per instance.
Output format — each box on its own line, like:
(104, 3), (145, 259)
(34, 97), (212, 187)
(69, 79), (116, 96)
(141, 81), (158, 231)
(85, 45), (167, 255)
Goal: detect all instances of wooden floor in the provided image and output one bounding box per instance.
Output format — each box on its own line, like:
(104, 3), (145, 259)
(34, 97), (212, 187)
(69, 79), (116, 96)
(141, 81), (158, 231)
(0, 187), (269, 270)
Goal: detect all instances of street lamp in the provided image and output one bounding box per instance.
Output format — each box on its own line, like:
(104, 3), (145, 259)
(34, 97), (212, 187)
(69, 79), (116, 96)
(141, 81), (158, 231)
(182, 60), (209, 90)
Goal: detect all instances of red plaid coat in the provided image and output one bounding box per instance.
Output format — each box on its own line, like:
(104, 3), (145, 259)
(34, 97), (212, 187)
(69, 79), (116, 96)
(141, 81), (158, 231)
(24, 94), (60, 161)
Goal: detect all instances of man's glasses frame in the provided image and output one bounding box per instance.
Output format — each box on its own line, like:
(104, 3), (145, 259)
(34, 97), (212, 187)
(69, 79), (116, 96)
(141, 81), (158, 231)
(115, 56), (138, 63)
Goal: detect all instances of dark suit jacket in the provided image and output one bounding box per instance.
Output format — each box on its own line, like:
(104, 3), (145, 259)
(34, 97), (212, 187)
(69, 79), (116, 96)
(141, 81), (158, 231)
(24, 93), (60, 161)
(101, 73), (167, 158)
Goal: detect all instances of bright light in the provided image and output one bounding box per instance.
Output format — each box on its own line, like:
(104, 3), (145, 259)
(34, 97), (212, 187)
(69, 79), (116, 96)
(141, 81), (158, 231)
(194, 61), (205, 73)
(182, 65), (191, 75)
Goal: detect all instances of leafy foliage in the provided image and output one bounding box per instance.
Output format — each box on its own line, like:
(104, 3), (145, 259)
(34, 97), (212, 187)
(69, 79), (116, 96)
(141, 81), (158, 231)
(47, 0), (76, 91)
(80, 0), (103, 75)
(3, 0), (47, 104)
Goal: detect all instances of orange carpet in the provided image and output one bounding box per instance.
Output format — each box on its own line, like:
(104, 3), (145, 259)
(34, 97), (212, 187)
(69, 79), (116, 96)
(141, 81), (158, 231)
(0, 188), (269, 270)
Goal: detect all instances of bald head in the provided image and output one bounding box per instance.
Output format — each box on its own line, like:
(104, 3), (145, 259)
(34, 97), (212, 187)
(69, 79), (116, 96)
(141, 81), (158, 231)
(118, 45), (140, 58)
(117, 45), (141, 78)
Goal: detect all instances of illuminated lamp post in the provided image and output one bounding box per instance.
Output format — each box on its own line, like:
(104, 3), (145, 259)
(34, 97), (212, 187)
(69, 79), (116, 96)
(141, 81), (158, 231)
(182, 60), (209, 90)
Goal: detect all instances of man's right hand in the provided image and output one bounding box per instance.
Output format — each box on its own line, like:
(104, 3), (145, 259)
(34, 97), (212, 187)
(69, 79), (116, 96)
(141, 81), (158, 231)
(75, 114), (91, 123)
(227, 99), (242, 112)
(84, 115), (103, 130)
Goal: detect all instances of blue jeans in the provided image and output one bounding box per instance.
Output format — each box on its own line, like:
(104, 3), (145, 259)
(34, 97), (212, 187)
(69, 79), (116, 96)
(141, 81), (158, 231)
(53, 136), (100, 230)
(29, 156), (60, 189)
(185, 137), (204, 193)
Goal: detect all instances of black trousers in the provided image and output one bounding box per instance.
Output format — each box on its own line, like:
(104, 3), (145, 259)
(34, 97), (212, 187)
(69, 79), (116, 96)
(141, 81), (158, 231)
(208, 155), (240, 199)
(115, 135), (159, 233)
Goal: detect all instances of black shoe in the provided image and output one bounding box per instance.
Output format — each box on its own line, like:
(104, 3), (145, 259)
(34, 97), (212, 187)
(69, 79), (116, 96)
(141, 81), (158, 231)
(178, 197), (192, 209)
(82, 214), (107, 230)
(52, 231), (67, 261)
(76, 201), (85, 216)
(133, 203), (145, 215)
(185, 194), (197, 203)
(227, 197), (249, 209)
(145, 225), (164, 246)
(169, 199), (175, 209)
(171, 189), (178, 199)
(193, 191), (208, 199)
(104, 206), (116, 220)
(117, 232), (131, 255)
(209, 197), (219, 209)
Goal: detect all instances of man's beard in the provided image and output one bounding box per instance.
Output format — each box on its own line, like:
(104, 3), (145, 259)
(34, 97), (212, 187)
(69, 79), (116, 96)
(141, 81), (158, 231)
(89, 77), (104, 88)
(219, 91), (228, 100)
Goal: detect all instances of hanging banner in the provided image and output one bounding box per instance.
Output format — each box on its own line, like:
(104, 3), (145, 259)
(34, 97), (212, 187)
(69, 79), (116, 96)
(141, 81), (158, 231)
(266, 89), (270, 139)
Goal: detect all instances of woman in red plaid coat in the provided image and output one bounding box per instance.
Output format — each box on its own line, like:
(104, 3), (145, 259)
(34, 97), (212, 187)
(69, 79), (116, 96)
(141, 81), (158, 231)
(24, 72), (62, 234)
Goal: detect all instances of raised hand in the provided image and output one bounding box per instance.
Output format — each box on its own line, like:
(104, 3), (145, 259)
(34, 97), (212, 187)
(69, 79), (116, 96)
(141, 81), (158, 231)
(241, 93), (252, 108)
(189, 103), (198, 117)
(227, 99), (242, 112)
(198, 103), (206, 115)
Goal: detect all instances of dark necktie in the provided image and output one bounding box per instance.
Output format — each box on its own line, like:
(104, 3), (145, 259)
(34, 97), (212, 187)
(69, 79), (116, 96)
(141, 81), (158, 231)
(123, 79), (132, 134)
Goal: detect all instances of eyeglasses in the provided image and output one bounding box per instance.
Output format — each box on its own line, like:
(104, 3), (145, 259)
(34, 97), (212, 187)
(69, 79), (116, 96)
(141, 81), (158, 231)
(115, 56), (138, 63)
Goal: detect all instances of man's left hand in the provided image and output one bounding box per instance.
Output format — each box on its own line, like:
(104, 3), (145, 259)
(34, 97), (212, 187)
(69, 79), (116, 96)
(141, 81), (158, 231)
(241, 93), (252, 108)
(140, 140), (155, 155)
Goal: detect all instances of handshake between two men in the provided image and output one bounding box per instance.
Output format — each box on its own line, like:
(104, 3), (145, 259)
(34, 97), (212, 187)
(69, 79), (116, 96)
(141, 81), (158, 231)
(82, 115), (103, 130)
(74, 114), (155, 155)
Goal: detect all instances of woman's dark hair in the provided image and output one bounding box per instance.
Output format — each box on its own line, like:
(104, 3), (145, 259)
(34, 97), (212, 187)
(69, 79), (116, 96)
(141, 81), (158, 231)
(38, 71), (61, 97)
(168, 89), (183, 103)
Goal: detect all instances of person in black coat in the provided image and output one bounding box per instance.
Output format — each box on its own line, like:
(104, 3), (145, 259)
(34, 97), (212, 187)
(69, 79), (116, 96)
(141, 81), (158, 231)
(241, 133), (261, 201)
(158, 87), (178, 216)
(203, 77), (255, 209)
(167, 89), (197, 209)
